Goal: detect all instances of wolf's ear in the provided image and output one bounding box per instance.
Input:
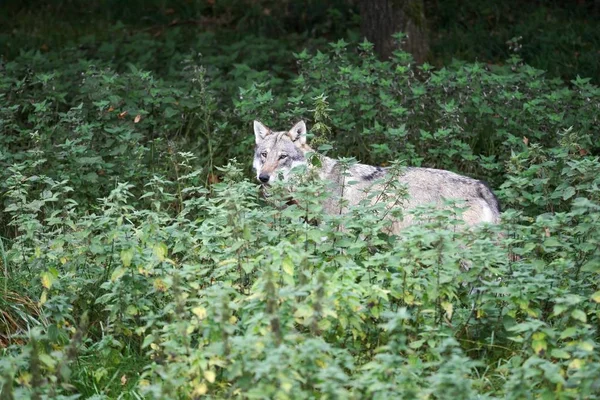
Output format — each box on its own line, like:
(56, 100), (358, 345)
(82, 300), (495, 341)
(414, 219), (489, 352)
(288, 121), (307, 145)
(254, 120), (270, 144)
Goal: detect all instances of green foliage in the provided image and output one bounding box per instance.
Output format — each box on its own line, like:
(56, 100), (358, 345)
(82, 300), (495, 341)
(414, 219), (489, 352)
(234, 41), (599, 191)
(0, 6), (600, 398)
(1, 156), (600, 398)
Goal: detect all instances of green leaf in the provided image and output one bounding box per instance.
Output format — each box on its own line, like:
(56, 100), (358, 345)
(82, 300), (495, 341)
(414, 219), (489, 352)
(94, 367), (108, 383)
(543, 237), (561, 247)
(562, 186), (576, 200)
(38, 354), (57, 369)
(560, 327), (578, 339)
(282, 257), (294, 276)
(571, 309), (587, 323)
(318, 319), (332, 331)
(309, 152), (322, 168)
(581, 260), (600, 272)
(550, 349), (571, 359)
(552, 304), (568, 316)
(126, 305), (138, 315)
(142, 335), (155, 349)
(120, 248), (134, 267)
(111, 267), (126, 282)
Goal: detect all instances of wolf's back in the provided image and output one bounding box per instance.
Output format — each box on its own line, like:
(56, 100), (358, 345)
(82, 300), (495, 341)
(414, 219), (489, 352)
(400, 167), (501, 224)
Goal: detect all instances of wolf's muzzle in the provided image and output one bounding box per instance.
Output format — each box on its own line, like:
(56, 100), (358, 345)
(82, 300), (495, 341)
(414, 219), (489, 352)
(258, 173), (270, 183)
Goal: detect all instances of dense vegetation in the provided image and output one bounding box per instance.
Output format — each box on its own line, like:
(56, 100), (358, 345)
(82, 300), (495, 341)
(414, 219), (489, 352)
(1, 1), (599, 398)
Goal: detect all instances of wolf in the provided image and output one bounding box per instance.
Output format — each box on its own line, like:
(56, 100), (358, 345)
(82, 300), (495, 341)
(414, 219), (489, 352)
(252, 120), (500, 233)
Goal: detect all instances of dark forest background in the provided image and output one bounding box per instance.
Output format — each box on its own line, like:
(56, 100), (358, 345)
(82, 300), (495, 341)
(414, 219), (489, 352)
(1, 0), (599, 82)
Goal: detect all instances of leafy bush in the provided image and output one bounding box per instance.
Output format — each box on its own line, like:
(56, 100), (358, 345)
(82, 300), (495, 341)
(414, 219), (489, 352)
(0, 22), (599, 399)
(235, 39), (599, 190)
(1, 158), (599, 398)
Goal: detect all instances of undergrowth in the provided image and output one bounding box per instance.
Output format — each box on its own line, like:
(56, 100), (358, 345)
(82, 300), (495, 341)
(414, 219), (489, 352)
(0, 3), (599, 398)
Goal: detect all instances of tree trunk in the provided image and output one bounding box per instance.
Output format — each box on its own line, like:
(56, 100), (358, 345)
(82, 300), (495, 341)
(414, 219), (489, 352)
(359, 0), (429, 63)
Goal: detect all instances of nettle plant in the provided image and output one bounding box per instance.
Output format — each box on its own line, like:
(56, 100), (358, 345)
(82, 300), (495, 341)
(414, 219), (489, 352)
(0, 51), (224, 213)
(124, 164), (600, 398)
(233, 39), (599, 189)
(0, 35), (599, 399)
(1, 152), (600, 398)
(501, 127), (599, 214)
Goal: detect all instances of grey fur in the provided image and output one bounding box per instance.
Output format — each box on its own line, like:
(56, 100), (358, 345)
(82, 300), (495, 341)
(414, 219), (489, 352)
(252, 120), (501, 233)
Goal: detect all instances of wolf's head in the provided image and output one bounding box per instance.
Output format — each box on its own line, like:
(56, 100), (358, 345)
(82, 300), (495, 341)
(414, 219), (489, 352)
(252, 120), (309, 184)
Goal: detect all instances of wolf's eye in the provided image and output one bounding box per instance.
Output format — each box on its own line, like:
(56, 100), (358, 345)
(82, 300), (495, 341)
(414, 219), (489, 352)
(260, 152), (267, 158)
(279, 154), (288, 160)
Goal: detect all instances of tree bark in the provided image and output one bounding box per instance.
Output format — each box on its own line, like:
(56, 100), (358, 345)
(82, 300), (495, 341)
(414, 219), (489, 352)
(359, 0), (429, 63)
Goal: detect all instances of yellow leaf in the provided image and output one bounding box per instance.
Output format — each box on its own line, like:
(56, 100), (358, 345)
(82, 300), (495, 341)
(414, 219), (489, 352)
(282, 257), (294, 275)
(153, 243), (168, 261)
(203, 370), (216, 383)
(153, 278), (167, 292)
(38, 354), (56, 369)
(441, 301), (453, 319)
(591, 291), (600, 303)
(41, 272), (54, 289)
(294, 306), (313, 320)
(580, 341), (594, 352)
(193, 306), (207, 319)
(16, 372), (32, 386)
(532, 332), (547, 354)
(217, 258), (237, 266)
(229, 315), (238, 324)
(281, 381), (293, 393)
(121, 248), (134, 267)
(193, 383), (208, 396)
(532, 339), (547, 355)
(111, 267), (126, 282)
(39, 290), (47, 306)
(568, 359), (584, 370)
(526, 308), (539, 318)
